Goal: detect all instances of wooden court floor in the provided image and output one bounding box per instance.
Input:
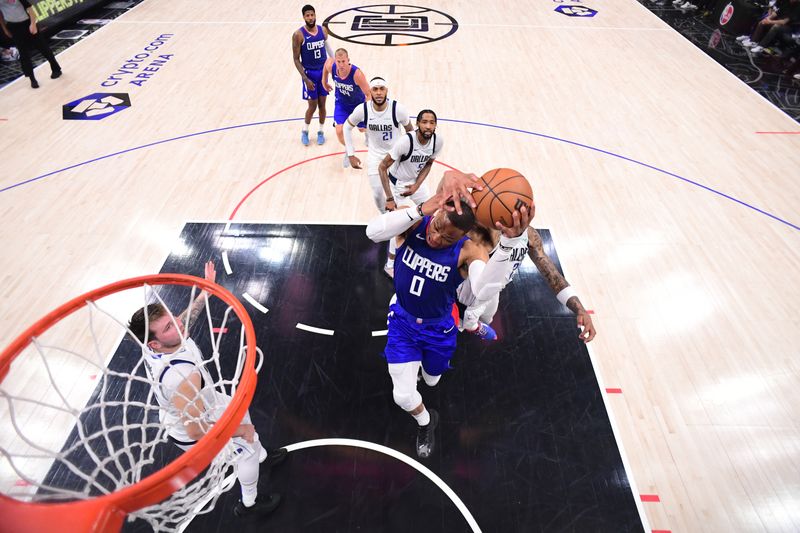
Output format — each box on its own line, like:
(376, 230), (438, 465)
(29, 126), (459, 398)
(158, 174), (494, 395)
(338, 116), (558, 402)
(0, 1), (798, 531)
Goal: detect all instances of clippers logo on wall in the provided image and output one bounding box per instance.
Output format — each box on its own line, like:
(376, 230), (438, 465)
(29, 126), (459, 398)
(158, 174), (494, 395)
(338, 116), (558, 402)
(62, 93), (131, 121)
(720, 3), (734, 25)
(29, 0), (107, 32)
(323, 4), (457, 46)
(555, 5), (598, 16)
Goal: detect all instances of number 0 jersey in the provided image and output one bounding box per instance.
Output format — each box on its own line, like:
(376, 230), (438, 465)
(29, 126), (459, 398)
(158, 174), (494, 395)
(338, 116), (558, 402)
(394, 217), (467, 318)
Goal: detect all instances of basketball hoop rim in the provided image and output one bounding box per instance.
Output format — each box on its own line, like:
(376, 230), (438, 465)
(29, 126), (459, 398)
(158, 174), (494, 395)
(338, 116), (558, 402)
(0, 274), (258, 532)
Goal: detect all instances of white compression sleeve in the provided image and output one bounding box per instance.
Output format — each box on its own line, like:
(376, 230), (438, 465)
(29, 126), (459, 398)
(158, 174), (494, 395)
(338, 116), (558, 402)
(469, 233), (528, 301)
(343, 120), (356, 156)
(366, 207), (421, 242)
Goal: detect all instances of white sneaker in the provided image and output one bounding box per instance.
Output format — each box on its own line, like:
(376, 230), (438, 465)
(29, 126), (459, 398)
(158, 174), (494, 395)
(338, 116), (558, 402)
(750, 45), (764, 53)
(736, 35), (750, 42)
(793, 73), (800, 80)
(742, 39), (755, 47)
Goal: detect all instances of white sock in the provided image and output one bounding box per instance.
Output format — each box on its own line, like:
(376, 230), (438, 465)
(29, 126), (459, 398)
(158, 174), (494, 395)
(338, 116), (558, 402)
(412, 407), (430, 426)
(302, 123), (309, 132)
(319, 122), (325, 132)
(237, 439), (261, 507)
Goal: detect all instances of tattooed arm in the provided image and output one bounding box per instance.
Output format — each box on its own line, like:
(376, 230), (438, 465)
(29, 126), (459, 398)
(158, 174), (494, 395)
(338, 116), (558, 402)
(526, 227), (596, 343)
(178, 261), (217, 329)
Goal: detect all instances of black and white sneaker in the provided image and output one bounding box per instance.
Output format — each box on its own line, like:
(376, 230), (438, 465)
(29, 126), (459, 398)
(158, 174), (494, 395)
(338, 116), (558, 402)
(416, 409), (439, 459)
(234, 493), (281, 518)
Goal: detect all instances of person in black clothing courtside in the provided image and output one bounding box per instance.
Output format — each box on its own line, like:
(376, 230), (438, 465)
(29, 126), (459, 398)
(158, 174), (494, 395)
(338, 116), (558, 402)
(0, 0), (61, 89)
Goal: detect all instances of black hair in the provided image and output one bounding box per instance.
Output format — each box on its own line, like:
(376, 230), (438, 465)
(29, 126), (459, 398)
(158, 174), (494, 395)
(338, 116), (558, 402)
(416, 109), (437, 122)
(444, 200), (475, 232)
(302, 4), (315, 14)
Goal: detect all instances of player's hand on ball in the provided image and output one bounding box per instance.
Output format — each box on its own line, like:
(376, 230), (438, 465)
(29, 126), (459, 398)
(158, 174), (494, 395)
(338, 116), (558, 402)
(495, 205), (533, 238)
(349, 155), (362, 169)
(576, 310), (596, 343)
(440, 170), (482, 214)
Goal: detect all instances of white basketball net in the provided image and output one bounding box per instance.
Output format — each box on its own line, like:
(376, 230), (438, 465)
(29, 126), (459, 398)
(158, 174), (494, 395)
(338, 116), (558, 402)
(0, 282), (261, 532)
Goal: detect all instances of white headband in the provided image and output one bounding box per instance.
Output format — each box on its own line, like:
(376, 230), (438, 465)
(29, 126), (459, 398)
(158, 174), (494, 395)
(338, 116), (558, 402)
(369, 78), (387, 89)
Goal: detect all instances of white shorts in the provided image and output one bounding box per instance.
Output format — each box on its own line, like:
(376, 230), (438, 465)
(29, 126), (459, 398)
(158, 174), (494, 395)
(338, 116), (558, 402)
(391, 181), (431, 207)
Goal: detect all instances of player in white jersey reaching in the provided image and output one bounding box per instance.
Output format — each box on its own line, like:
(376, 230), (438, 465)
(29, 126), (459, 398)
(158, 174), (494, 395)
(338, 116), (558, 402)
(343, 76), (413, 211)
(457, 222), (597, 342)
(128, 261), (286, 519)
(433, 171), (597, 343)
(377, 109), (443, 277)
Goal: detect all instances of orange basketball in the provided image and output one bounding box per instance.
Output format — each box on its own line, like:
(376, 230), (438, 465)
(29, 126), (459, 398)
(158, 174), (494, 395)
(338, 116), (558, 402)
(472, 168), (534, 228)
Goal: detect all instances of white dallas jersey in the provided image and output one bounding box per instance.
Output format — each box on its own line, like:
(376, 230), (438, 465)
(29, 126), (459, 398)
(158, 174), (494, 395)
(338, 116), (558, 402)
(457, 238), (528, 307)
(347, 99), (411, 174)
(388, 131), (443, 186)
(142, 337), (229, 444)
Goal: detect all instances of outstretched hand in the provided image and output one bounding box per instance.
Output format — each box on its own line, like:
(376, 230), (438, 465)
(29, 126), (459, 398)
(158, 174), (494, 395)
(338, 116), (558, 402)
(204, 261), (217, 285)
(495, 205), (534, 238)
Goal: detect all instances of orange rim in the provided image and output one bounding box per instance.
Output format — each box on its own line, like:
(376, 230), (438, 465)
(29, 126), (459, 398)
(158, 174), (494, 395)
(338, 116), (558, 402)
(0, 274), (258, 532)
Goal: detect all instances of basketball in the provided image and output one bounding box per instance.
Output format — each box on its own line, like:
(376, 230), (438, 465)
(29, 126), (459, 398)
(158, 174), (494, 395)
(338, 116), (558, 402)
(471, 168), (535, 228)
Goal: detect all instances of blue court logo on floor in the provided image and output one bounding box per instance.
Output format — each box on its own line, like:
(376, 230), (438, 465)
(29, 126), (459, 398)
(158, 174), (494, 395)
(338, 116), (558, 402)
(555, 5), (598, 16)
(62, 93), (131, 121)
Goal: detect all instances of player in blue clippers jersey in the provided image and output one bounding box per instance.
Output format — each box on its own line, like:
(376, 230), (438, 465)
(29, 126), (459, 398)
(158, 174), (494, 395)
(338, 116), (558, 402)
(292, 5), (333, 146)
(322, 48), (371, 167)
(366, 180), (534, 458)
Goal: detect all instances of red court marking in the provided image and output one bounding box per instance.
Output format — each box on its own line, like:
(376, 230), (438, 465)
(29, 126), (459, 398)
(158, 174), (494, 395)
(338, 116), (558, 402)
(229, 151), (462, 220)
(605, 388), (623, 394)
(14, 479), (30, 486)
(755, 131), (800, 134)
(212, 327), (228, 333)
(89, 374), (97, 380)
(640, 494), (661, 502)
(0, 118), (8, 121)
(652, 530), (673, 533)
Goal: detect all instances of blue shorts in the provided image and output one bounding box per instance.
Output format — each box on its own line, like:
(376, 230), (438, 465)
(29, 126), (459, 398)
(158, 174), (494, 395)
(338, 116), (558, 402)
(334, 101), (366, 128)
(383, 303), (457, 376)
(302, 68), (329, 100)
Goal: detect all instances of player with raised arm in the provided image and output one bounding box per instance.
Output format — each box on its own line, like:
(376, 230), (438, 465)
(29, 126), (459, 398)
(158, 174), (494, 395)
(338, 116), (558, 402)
(366, 190), (534, 458)
(128, 261), (286, 518)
